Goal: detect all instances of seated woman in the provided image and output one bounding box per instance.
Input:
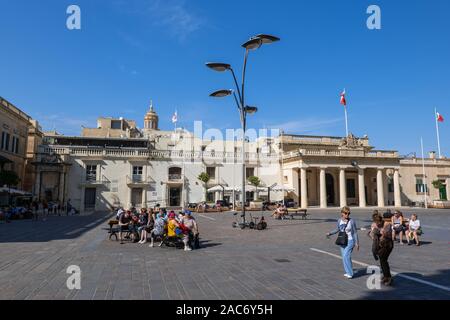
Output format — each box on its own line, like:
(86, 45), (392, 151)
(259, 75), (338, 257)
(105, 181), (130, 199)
(138, 209), (151, 244)
(272, 204), (285, 220)
(149, 213), (165, 247)
(391, 210), (406, 244)
(406, 214), (422, 246)
(166, 211), (191, 251)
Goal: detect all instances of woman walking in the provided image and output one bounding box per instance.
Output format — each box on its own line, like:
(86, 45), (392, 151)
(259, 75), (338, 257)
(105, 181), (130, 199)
(326, 206), (360, 279)
(370, 212), (394, 286)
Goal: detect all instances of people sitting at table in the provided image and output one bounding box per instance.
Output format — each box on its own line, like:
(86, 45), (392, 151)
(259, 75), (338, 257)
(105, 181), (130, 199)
(391, 210), (406, 244)
(406, 214), (422, 246)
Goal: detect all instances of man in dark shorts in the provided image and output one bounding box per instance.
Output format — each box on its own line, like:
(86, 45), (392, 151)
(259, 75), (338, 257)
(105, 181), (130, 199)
(118, 210), (132, 244)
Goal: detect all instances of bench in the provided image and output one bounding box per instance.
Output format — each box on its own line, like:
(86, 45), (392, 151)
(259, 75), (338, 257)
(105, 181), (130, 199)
(106, 220), (133, 241)
(286, 208), (308, 220)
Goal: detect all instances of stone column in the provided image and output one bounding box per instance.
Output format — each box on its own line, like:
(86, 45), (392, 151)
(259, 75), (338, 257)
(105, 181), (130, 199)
(358, 168), (366, 208)
(377, 168), (385, 207)
(80, 186), (85, 213)
(34, 170), (41, 200)
(143, 187), (147, 208)
(394, 169), (401, 207)
(58, 172), (65, 203)
(319, 168), (327, 208)
(288, 168), (299, 205)
(300, 168), (308, 209)
(339, 168), (347, 207)
(128, 187), (133, 208)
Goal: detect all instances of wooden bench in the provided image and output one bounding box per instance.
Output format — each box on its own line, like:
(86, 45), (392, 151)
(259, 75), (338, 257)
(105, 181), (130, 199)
(286, 208), (308, 220)
(106, 220), (132, 241)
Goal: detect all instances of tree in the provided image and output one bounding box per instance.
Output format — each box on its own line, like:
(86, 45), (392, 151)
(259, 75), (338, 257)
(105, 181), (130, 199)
(432, 180), (447, 200)
(0, 170), (19, 187)
(248, 176), (261, 201)
(0, 170), (20, 206)
(197, 172), (210, 202)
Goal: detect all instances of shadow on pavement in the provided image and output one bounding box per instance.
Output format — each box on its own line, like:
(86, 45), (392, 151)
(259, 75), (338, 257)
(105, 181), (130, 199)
(359, 268), (450, 299)
(0, 212), (112, 243)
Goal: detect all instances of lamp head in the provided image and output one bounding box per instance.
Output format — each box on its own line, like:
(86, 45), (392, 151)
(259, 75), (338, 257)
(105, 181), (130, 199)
(205, 62), (232, 72)
(244, 106), (258, 114)
(209, 89), (233, 98)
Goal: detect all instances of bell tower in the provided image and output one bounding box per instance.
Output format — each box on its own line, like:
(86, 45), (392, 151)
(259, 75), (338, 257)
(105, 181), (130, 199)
(144, 100), (159, 130)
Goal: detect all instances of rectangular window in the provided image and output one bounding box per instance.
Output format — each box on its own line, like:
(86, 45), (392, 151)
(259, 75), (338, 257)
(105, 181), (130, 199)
(4, 133), (10, 151)
(346, 179), (356, 198)
(246, 167), (255, 178)
(15, 138), (19, 154)
(86, 165), (97, 181)
(133, 166), (143, 175)
(206, 167), (216, 179)
(415, 178), (428, 193)
(1, 132), (5, 149)
(111, 120), (122, 129)
(11, 137), (16, 153)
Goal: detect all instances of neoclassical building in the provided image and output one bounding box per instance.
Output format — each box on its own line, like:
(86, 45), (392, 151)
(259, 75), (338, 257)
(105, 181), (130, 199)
(30, 104), (450, 212)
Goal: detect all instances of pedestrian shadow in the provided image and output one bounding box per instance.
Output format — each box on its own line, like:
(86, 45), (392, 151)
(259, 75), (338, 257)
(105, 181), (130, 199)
(198, 240), (222, 249)
(358, 268), (450, 299)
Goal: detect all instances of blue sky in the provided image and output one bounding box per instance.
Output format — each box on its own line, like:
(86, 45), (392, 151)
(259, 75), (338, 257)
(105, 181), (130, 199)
(0, 0), (449, 156)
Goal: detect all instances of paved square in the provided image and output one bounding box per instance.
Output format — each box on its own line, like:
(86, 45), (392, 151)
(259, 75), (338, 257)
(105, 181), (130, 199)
(0, 208), (449, 300)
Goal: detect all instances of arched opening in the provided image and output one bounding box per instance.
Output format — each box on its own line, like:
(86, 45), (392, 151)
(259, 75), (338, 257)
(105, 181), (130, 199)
(168, 167), (182, 180)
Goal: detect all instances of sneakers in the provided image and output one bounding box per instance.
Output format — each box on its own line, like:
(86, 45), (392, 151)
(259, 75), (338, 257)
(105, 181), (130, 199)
(148, 243), (154, 247)
(184, 246), (192, 251)
(344, 274), (353, 279)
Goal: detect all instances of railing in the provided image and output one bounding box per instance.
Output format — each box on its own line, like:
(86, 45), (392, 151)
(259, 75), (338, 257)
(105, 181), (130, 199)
(39, 145), (403, 161)
(38, 145), (280, 162)
(168, 174), (182, 181)
(126, 175), (152, 184)
(282, 149), (399, 159)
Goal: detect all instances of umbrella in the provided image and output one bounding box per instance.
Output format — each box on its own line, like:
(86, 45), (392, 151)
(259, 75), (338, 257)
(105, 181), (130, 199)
(270, 184), (295, 192)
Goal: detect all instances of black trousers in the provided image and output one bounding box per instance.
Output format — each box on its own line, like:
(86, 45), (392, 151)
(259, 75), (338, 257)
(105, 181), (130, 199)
(378, 240), (393, 278)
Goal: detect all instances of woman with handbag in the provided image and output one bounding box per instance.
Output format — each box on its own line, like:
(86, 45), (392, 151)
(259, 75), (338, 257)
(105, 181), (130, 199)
(326, 206), (360, 279)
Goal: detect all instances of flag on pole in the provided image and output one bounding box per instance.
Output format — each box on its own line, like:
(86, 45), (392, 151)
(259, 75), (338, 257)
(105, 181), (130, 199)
(340, 89), (347, 106)
(171, 111), (178, 124)
(436, 112), (444, 122)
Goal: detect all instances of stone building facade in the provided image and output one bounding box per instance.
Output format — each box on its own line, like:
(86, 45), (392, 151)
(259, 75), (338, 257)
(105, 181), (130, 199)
(32, 105), (449, 212)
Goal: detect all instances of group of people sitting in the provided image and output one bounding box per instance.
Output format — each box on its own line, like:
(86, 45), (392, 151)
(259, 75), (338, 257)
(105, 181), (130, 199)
(389, 210), (422, 246)
(115, 207), (199, 251)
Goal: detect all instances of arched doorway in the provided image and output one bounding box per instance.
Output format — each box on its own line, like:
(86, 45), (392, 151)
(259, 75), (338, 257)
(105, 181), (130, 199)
(326, 173), (335, 205)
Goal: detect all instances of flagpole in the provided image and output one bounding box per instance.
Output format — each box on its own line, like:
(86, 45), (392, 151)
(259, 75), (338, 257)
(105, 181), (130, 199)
(344, 106), (349, 137)
(435, 108), (442, 159)
(280, 129), (285, 207)
(420, 137), (428, 209)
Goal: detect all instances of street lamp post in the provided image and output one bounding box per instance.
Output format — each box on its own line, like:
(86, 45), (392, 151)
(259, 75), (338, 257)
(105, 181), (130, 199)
(206, 34), (280, 227)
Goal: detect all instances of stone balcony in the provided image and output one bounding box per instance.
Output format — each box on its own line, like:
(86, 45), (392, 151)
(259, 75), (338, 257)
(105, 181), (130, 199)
(38, 146), (280, 163)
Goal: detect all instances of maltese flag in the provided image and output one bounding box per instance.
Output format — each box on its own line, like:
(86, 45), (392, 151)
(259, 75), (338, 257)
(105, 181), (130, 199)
(172, 111), (178, 124)
(436, 112), (444, 122)
(340, 89), (347, 106)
